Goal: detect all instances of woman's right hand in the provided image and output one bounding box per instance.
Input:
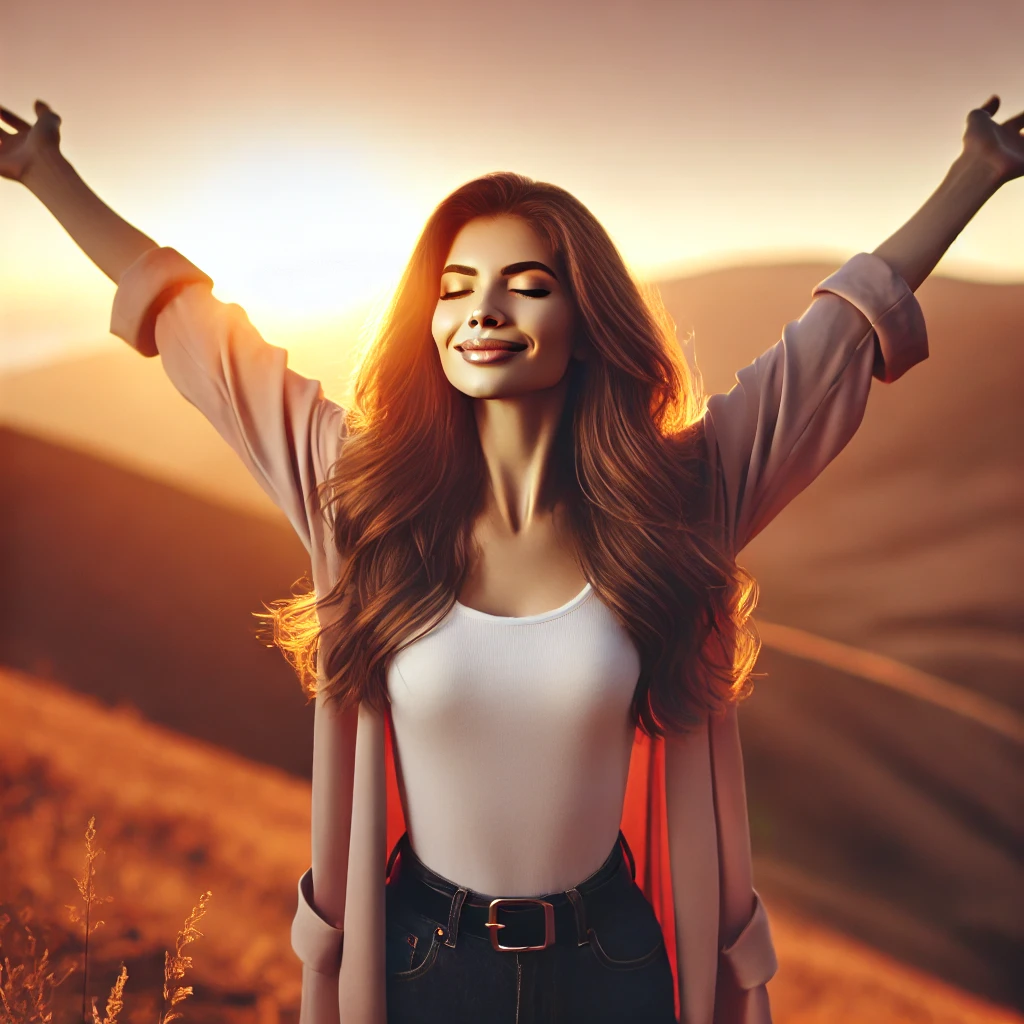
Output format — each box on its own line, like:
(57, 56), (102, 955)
(0, 100), (62, 183)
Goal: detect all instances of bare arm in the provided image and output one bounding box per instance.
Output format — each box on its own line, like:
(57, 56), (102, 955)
(23, 148), (158, 284)
(869, 95), (1022, 293)
(1, 100), (157, 284)
(870, 153), (1002, 294)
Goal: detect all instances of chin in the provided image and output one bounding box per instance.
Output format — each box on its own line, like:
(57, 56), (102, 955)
(452, 378), (524, 400)
(455, 370), (571, 400)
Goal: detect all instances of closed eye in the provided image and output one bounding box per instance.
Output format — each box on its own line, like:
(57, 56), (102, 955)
(439, 288), (550, 300)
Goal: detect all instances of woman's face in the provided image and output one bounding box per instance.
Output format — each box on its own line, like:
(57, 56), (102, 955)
(432, 214), (586, 399)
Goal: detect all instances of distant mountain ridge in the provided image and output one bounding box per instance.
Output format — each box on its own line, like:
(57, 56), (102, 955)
(1, 425), (314, 776)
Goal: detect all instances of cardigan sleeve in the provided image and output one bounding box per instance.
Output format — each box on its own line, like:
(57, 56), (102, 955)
(109, 246), (347, 556)
(702, 251), (929, 557)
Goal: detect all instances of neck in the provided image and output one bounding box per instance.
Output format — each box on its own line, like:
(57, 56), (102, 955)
(472, 374), (571, 535)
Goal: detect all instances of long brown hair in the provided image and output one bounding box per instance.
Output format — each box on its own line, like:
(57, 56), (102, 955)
(258, 171), (761, 739)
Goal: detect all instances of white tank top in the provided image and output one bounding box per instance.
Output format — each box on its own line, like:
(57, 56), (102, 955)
(387, 582), (642, 897)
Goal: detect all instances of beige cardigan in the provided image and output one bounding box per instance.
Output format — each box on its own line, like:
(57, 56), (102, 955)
(110, 247), (928, 1024)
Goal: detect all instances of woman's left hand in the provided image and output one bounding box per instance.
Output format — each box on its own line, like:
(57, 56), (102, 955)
(961, 95), (1024, 188)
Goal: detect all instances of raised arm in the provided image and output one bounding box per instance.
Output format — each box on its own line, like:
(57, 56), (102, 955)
(869, 95), (1020, 292)
(704, 95), (1022, 558)
(2, 98), (347, 556)
(3, 100), (158, 282)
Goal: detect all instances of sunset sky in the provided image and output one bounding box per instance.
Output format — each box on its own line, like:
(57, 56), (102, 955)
(1, 0), (1021, 373)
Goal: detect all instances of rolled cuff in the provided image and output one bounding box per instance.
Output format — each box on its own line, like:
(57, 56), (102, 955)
(811, 251), (929, 384)
(719, 888), (778, 990)
(291, 867), (345, 976)
(109, 246), (214, 358)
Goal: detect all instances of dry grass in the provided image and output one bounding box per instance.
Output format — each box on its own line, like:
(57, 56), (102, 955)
(0, 668), (308, 1017)
(0, 906), (74, 1023)
(0, 817), (211, 1024)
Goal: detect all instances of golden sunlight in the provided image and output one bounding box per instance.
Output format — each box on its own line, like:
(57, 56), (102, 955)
(164, 141), (425, 324)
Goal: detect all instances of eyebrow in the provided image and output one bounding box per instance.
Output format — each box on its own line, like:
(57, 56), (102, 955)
(440, 260), (559, 281)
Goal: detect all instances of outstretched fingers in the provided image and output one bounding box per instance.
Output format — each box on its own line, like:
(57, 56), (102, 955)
(0, 105), (31, 133)
(33, 99), (60, 125)
(977, 95), (1024, 133)
(1001, 108), (1024, 133)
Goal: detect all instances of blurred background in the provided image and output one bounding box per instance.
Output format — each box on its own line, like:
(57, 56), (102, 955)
(1, 0), (1021, 1022)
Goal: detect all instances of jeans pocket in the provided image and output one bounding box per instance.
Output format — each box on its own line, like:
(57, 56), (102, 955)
(587, 927), (665, 970)
(585, 883), (667, 972)
(385, 905), (446, 983)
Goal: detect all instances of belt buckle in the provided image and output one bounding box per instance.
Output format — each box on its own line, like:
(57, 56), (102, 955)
(485, 898), (555, 952)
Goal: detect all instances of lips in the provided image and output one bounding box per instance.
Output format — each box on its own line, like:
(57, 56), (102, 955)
(455, 339), (528, 352)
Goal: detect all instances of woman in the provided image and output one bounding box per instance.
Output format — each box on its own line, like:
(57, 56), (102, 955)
(2, 95), (1020, 1024)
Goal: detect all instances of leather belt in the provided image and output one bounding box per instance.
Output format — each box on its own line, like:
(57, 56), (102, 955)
(386, 832), (635, 953)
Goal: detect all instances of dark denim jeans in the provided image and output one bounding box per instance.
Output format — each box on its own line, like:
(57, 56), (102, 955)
(384, 830), (678, 1024)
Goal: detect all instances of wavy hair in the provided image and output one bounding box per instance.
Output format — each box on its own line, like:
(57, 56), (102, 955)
(257, 171), (762, 739)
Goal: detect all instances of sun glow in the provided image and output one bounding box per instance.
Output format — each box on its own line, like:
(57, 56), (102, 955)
(158, 141), (425, 327)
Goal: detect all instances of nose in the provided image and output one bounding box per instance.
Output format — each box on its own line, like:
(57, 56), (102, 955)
(468, 308), (505, 329)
